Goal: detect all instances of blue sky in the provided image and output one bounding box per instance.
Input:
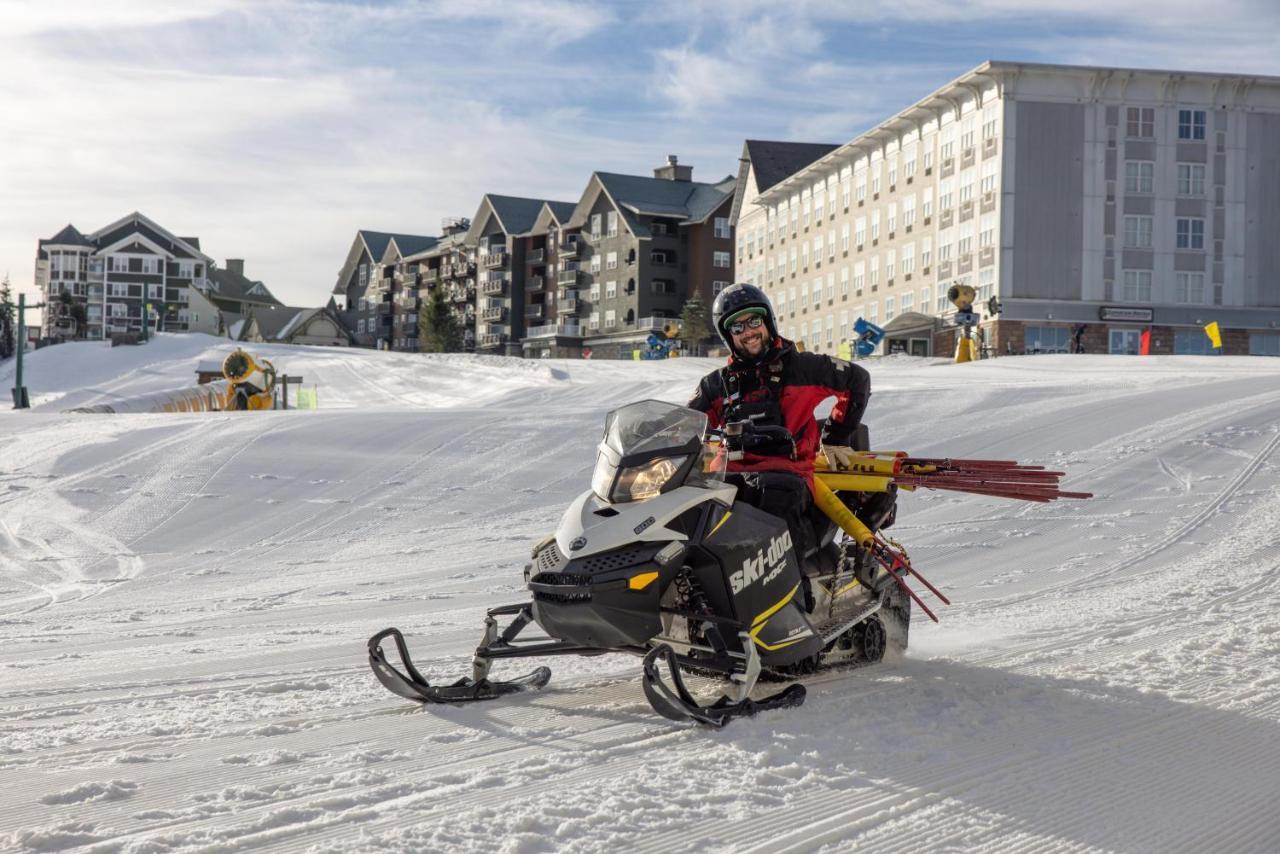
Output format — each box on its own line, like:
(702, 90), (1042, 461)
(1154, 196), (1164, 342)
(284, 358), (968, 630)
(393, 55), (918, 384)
(2, 0), (1277, 309)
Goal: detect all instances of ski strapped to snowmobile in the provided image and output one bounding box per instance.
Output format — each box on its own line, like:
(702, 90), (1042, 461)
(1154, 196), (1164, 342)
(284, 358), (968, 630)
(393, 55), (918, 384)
(370, 401), (1091, 726)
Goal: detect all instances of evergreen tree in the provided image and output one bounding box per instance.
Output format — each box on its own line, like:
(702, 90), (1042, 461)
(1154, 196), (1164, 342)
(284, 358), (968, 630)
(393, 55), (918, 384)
(418, 286), (464, 353)
(678, 292), (713, 356)
(0, 275), (14, 359)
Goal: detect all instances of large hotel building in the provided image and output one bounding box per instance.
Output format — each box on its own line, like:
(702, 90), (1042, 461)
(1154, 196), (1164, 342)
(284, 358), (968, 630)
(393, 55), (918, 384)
(734, 61), (1280, 357)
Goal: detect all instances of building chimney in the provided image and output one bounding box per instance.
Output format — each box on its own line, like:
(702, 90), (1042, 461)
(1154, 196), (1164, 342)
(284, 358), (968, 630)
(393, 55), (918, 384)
(226, 258), (245, 276)
(653, 154), (693, 182)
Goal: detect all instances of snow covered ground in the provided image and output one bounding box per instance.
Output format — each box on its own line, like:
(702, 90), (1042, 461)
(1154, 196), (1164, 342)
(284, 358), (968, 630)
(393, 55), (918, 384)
(1, 334), (1278, 852)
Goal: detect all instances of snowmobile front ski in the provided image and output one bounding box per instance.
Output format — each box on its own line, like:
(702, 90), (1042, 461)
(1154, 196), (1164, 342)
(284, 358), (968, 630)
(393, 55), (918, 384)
(368, 626), (551, 704)
(641, 641), (806, 727)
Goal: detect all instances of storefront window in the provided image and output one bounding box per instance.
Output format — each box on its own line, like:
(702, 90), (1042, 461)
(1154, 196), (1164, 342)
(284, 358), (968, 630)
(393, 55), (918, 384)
(1025, 326), (1069, 353)
(1250, 334), (1280, 356)
(1174, 329), (1214, 355)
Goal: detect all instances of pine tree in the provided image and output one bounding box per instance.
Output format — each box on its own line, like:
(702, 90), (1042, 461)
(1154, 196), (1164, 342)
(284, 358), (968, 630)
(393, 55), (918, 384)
(418, 286), (464, 353)
(678, 292), (713, 356)
(0, 275), (16, 359)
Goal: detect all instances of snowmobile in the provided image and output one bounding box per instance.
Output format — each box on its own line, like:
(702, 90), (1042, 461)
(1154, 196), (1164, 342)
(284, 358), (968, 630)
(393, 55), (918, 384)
(370, 399), (929, 727)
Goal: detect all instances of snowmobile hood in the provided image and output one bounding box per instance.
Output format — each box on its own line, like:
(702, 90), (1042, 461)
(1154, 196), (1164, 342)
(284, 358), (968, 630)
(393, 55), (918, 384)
(556, 482), (735, 560)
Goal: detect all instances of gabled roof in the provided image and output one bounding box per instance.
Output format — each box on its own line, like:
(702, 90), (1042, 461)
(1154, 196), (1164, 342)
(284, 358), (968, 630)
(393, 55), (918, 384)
(86, 211), (212, 264)
(249, 305), (309, 340)
(40, 224), (94, 249)
(208, 265), (283, 306)
(466, 194), (576, 242)
(567, 171), (737, 237)
(545, 201), (577, 223)
(731, 140), (840, 224)
(389, 234), (438, 257)
(332, 229), (434, 295)
(178, 237), (201, 250)
(744, 140), (841, 195)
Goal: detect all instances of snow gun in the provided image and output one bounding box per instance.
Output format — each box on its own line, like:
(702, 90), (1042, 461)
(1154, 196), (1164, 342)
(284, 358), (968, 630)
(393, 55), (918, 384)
(221, 349), (278, 411)
(812, 451), (1091, 622)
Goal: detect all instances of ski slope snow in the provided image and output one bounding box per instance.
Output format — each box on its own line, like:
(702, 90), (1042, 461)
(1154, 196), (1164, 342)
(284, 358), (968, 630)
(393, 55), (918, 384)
(1, 335), (1278, 852)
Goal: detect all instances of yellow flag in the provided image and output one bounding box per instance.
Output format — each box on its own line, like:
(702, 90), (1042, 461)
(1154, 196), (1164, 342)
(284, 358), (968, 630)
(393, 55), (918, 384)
(838, 341), (852, 361)
(1204, 321), (1222, 350)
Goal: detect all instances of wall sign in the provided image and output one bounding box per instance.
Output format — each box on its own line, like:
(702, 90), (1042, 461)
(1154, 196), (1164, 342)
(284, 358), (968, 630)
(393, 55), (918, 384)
(1098, 306), (1154, 322)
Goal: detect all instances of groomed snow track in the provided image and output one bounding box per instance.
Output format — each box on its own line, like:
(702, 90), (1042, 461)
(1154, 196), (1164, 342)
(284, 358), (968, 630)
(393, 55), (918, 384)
(1, 338), (1278, 852)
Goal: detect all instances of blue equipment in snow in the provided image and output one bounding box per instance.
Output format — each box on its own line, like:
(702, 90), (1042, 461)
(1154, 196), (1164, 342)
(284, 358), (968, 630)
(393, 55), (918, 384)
(853, 318), (886, 357)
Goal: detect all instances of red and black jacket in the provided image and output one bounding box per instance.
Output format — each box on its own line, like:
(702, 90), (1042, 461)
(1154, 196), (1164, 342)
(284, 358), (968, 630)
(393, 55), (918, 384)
(687, 337), (871, 474)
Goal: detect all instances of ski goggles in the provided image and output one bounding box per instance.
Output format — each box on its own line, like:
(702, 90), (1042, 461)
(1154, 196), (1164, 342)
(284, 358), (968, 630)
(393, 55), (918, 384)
(728, 315), (766, 335)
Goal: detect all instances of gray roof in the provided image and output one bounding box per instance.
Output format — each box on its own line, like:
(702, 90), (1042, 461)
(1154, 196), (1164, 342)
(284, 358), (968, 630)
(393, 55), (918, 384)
(208, 265), (283, 306)
(178, 236), (201, 250)
(487, 195), (570, 236)
(251, 305), (310, 340)
(359, 230), (433, 261)
(389, 234), (438, 257)
(39, 224), (94, 249)
(545, 201), (577, 223)
(744, 140), (841, 194)
(582, 172), (736, 237)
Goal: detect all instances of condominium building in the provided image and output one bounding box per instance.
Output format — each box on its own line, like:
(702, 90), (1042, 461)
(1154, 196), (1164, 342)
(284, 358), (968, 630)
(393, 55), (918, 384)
(522, 156), (737, 359)
(331, 230), (436, 349)
(518, 202), (579, 356)
(465, 194), (576, 355)
(405, 218), (476, 352)
(34, 212), (220, 340)
(741, 61), (1280, 358)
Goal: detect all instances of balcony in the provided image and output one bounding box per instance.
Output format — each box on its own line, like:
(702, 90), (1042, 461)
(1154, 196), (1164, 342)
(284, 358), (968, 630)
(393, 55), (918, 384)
(480, 333), (508, 348)
(527, 275), (545, 292)
(480, 305), (507, 322)
(480, 277), (508, 296)
(557, 298), (579, 313)
(423, 269), (439, 282)
(557, 269), (580, 286)
(527, 322), (582, 339)
(480, 251), (509, 269)
(525, 305), (545, 321)
(559, 241), (582, 259)
(527, 248), (545, 264)
(635, 316), (675, 331)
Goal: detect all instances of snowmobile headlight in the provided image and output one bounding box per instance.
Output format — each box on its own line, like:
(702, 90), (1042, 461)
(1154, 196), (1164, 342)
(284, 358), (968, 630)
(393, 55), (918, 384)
(610, 455), (688, 503)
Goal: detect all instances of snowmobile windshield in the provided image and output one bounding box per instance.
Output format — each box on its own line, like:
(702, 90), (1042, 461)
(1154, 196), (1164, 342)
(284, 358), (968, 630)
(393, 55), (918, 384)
(591, 401), (721, 503)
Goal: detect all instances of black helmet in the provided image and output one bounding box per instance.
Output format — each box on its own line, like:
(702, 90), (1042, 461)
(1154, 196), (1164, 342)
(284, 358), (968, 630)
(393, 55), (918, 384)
(711, 283), (779, 350)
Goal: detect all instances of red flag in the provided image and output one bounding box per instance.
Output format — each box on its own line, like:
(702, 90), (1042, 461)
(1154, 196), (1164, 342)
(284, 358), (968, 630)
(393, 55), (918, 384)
(1139, 329), (1151, 355)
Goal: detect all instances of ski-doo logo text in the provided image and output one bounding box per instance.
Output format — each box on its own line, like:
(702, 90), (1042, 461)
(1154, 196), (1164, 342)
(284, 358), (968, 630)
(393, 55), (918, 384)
(729, 531), (792, 594)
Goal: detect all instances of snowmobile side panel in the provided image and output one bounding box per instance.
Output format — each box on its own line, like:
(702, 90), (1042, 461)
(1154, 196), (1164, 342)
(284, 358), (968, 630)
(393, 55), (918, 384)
(690, 502), (823, 667)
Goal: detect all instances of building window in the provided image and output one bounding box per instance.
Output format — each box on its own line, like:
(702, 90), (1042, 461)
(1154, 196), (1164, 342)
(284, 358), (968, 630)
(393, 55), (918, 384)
(589, 311), (599, 330)
(606, 280), (617, 299)
(1126, 107), (1155, 138)
(607, 211), (618, 237)
(1176, 218), (1205, 250)
(884, 297), (895, 322)
(711, 215), (730, 240)
(1177, 163), (1206, 196)
(840, 267), (849, 296)
(901, 243), (915, 275)
(1124, 161), (1154, 194)
(590, 255), (602, 274)
(1178, 109), (1206, 140)
(591, 213), (603, 239)
(714, 250), (731, 268)
(1174, 329), (1214, 354)
(841, 223), (850, 251)
(606, 251), (618, 270)
(589, 282), (600, 300)
(1124, 215), (1153, 248)
(1025, 326), (1070, 353)
(1121, 270), (1152, 301)
(605, 309), (616, 328)
(900, 292), (913, 312)
(712, 280), (729, 294)
(1250, 334), (1280, 356)
(1175, 272), (1205, 304)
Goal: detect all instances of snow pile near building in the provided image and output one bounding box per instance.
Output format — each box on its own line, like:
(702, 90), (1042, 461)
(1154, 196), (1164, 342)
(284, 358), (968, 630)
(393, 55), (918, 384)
(1, 344), (1279, 852)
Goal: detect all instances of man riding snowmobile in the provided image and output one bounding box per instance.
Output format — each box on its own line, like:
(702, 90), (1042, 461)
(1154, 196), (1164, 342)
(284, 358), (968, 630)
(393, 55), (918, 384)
(688, 283), (895, 557)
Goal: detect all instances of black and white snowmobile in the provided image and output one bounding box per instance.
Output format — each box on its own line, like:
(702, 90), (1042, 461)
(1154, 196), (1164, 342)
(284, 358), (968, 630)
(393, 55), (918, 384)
(369, 399), (921, 727)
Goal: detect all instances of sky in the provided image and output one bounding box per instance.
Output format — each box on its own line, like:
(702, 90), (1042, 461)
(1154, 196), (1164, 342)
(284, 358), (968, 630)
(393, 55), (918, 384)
(2, 0), (1278, 313)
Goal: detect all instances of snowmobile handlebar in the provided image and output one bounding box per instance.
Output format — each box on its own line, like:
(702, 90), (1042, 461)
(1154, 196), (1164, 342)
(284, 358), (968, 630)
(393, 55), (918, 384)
(713, 419), (797, 460)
